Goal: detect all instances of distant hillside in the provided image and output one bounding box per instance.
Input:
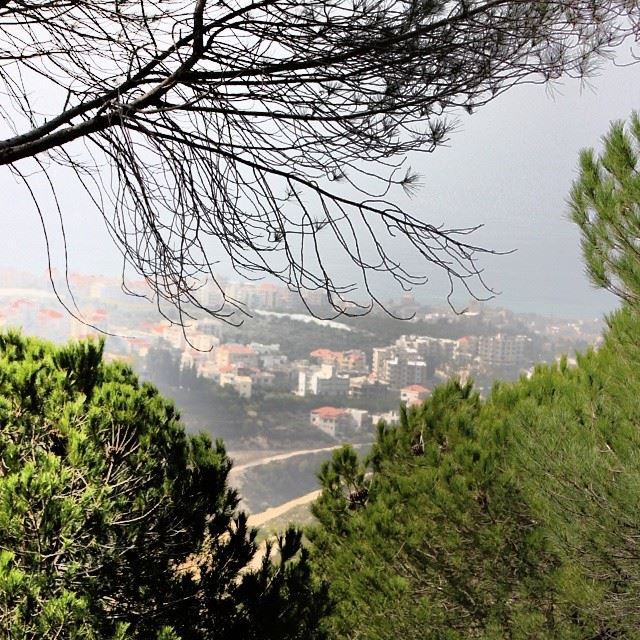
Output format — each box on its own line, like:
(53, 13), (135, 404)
(223, 310), (529, 362)
(235, 444), (371, 513)
(248, 493), (318, 540)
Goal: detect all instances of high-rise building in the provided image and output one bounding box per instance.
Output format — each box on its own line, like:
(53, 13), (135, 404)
(476, 334), (532, 367)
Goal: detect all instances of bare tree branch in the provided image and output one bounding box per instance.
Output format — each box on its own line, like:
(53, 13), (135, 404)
(0, 0), (638, 324)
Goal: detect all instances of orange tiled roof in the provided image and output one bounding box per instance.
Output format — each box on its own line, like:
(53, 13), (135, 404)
(311, 406), (347, 418)
(402, 384), (430, 393)
(310, 348), (337, 357)
(148, 324), (166, 334)
(219, 344), (254, 354)
(39, 308), (63, 320)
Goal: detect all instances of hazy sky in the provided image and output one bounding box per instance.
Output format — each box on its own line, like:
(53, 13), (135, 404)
(0, 57), (638, 319)
(401, 58), (640, 318)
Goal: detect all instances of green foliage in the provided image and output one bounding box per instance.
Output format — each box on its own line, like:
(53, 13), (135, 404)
(570, 111), (640, 306)
(309, 113), (640, 638)
(311, 325), (640, 638)
(310, 380), (559, 639)
(0, 332), (329, 639)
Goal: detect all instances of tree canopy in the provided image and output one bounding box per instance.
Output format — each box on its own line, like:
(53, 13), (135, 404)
(0, 0), (638, 324)
(571, 111), (640, 308)
(308, 113), (640, 639)
(310, 307), (640, 639)
(0, 332), (329, 639)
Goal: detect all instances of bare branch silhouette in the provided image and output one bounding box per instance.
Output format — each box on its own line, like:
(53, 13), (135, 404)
(0, 0), (637, 324)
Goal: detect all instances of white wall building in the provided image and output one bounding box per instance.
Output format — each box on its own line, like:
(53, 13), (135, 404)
(400, 384), (430, 405)
(476, 334), (532, 367)
(309, 407), (371, 438)
(298, 364), (350, 396)
(385, 357), (428, 389)
(219, 371), (253, 398)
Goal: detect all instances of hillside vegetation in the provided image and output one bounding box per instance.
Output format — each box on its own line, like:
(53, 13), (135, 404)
(308, 114), (640, 639)
(0, 334), (329, 639)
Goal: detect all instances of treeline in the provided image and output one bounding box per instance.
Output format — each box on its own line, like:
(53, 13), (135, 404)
(222, 311), (525, 364)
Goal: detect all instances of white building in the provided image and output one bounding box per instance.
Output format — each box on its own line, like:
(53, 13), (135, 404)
(298, 364), (350, 396)
(309, 407), (371, 438)
(400, 384), (430, 406)
(385, 357), (428, 389)
(476, 334), (531, 367)
(372, 346), (395, 379)
(372, 343), (429, 388)
(371, 410), (400, 426)
(219, 371), (253, 398)
(397, 335), (458, 360)
(310, 407), (350, 437)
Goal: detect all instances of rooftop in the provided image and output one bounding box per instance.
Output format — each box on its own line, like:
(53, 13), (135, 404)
(311, 406), (347, 418)
(402, 384), (430, 393)
(219, 344), (255, 354)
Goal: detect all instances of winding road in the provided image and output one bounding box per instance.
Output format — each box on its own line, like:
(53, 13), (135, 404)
(229, 444), (346, 478)
(247, 490), (322, 528)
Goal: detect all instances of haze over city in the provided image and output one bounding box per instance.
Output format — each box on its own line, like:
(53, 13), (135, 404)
(1, 59), (638, 320)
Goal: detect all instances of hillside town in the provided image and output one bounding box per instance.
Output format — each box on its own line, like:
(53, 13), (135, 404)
(0, 268), (605, 445)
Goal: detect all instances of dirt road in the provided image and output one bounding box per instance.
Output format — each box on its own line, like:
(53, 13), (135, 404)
(230, 445), (344, 477)
(247, 489), (321, 528)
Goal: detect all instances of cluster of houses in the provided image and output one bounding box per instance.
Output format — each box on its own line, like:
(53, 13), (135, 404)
(0, 284), (535, 443)
(0, 272), (578, 443)
(145, 327), (439, 438)
(372, 333), (532, 387)
(302, 334), (534, 439)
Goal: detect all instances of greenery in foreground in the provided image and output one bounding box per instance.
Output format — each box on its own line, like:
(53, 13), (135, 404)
(0, 333), (329, 639)
(2, 116), (640, 639)
(311, 327), (640, 638)
(308, 113), (640, 639)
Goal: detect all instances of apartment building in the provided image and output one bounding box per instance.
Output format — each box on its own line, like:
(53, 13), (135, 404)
(216, 344), (259, 369)
(298, 364), (350, 396)
(373, 344), (428, 389)
(476, 334), (532, 367)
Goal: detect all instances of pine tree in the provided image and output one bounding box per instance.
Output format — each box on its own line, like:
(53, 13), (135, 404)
(0, 332), (329, 639)
(309, 113), (640, 639)
(570, 111), (640, 308)
(310, 381), (561, 639)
